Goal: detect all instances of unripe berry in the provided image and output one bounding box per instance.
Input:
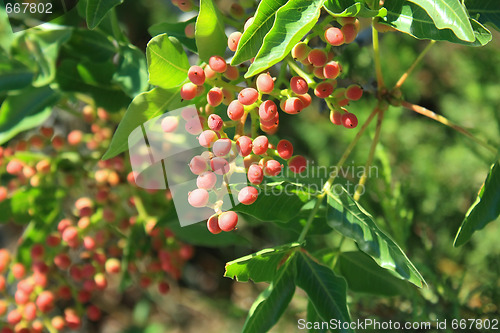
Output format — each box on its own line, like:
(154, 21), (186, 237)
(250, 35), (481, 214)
(314, 82), (334, 98)
(207, 214), (221, 234)
(207, 114), (223, 131)
(210, 157), (230, 175)
(188, 188), (209, 207)
(288, 155), (307, 173)
(105, 258), (121, 274)
(218, 211), (238, 231)
(247, 164), (264, 184)
(256, 73), (274, 93)
(236, 136), (253, 157)
(188, 65), (206, 85)
(244, 154), (260, 169)
(189, 156), (208, 175)
(323, 61), (341, 79)
(264, 159), (283, 176)
(198, 130), (218, 148)
(184, 22), (195, 38)
(345, 84), (363, 101)
(35, 291), (54, 313)
(325, 27), (344, 46)
(337, 16), (356, 25)
(290, 76), (309, 95)
(207, 87), (224, 107)
(228, 31), (242, 52)
(252, 136), (269, 155)
(227, 100), (245, 120)
(222, 88), (234, 105)
(307, 49), (327, 67)
(67, 130), (83, 146)
(180, 82), (198, 100)
(277, 140), (293, 160)
(341, 112), (358, 128)
(238, 186), (259, 205)
(282, 97), (304, 114)
(258, 100), (278, 121)
(341, 23), (358, 44)
(197, 171), (217, 189)
(291, 42), (310, 61)
(209, 56), (227, 73)
(238, 88), (259, 105)
(204, 65), (217, 79)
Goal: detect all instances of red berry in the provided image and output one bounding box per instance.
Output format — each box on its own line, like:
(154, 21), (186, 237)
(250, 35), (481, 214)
(212, 138), (233, 157)
(15, 289), (30, 305)
(218, 211), (238, 231)
(0, 186), (7, 203)
(87, 305), (101, 321)
(297, 93), (312, 108)
(307, 49), (327, 67)
(105, 258), (121, 274)
(341, 23), (358, 44)
(36, 291), (55, 313)
(207, 214), (222, 234)
(224, 65), (239, 81)
(238, 88), (259, 105)
(345, 84), (363, 101)
(256, 73), (274, 94)
(258, 100), (278, 121)
(238, 186), (259, 205)
(7, 309), (22, 325)
(252, 136), (269, 155)
(209, 56), (227, 73)
(228, 31), (242, 52)
(180, 82), (198, 100)
(288, 155), (307, 174)
(282, 97), (304, 114)
(323, 61), (340, 79)
(325, 27), (344, 46)
(247, 164), (264, 185)
(54, 253), (71, 270)
(314, 82), (334, 98)
(236, 136), (253, 157)
(290, 76), (309, 95)
(6, 159), (23, 175)
(188, 65), (206, 85)
(341, 113), (358, 128)
(330, 110), (343, 125)
(24, 302), (37, 321)
(207, 87), (224, 107)
(291, 42), (310, 61)
(264, 159), (283, 176)
(198, 130), (218, 148)
(62, 226), (79, 247)
(158, 281), (170, 294)
(197, 171), (217, 190)
(210, 157), (230, 175)
(64, 308), (81, 329)
(227, 100), (245, 120)
(277, 140), (293, 160)
(188, 189), (209, 207)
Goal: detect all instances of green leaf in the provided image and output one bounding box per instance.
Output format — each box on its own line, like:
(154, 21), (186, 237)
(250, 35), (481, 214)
(454, 162), (500, 247)
(56, 59), (131, 112)
(62, 29), (118, 62)
(102, 86), (196, 160)
(146, 34), (189, 89)
(323, 0), (387, 18)
(242, 258), (296, 333)
(225, 243), (301, 283)
(231, 0), (288, 65)
(113, 45), (149, 97)
(337, 251), (409, 296)
(148, 17), (198, 52)
(233, 182), (310, 222)
(246, 0), (326, 78)
(195, 0), (227, 62)
(465, 0), (500, 31)
(306, 300), (327, 333)
(295, 252), (352, 332)
(326, 188), (425, 287)
(406, 0), (474, 42)
(0, 85), (59, 145)
(0, 60), (34, 91)
(384, 1), (491, 46)
(86, 0), (124, 29)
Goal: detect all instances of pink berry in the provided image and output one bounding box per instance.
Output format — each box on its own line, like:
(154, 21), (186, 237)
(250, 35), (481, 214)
(189, 155), (208, 175)
(277, 140), (293, 160)
(180, 82), (198, 100)
(188, 188), (209, 207)
(208, 114), (223, 131)
(188, 65), (206, 85)
(36, 291), (54, 313)
(224, 65), (239, 81)
(341, 23), (357, 44)
(290, 76), (309, 95)
(210, 157), (230, 175)
(252, 136), (268, 155)
(258, 100), (278, 121)
(184, 23), (195, 38)
(212, 138), (233, 157)
(197, 171), (217, 189)
(209, 55), (227, 73)
(247, 164), (264, 185)
(227, 100), (245, 120)
(7, 309), (22, 325)
(307, 49), (327, 67)
(198, 130), (218, 148)
(238, 88), (259, 105)
(185, 117), (203, 135)
(256, 73), (274, 94)
(291, 42), (310, 61)
(345, 84), (363, 101)
(260, 112), (279, 127)
(0, 187), (7, 203)
(282, 97), (304, 114)
(222, 88), (234, 105)
(238, 186), (259, 205)
(218, 211), (238, 231)
(264, 159), (283, 176)
(236, 136), (253, 157)
(314, 82), (334, 98)
(288, 155), (307, 174)
(161, 116), (179, 133)
(228, 31), (242, 52)
(244, 16), (254, 31)
(325, 27), (344, 46)
(207, 214), (222, 234)
(207, 87), (223, 107)
(204, 66), (217, 80)
(6, 160), (23, 175)
(323, 61), (340, 79)
(330, 110), (343, 125)
(297, 93), (312, 108)
(341, 113), (358, 128)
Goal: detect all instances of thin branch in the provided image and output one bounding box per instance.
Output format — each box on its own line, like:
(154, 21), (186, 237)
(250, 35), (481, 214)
(393, 40), (436, 90)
